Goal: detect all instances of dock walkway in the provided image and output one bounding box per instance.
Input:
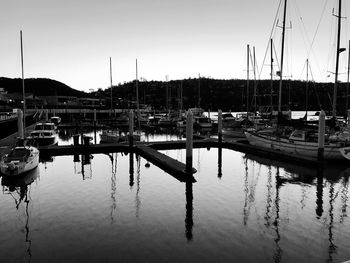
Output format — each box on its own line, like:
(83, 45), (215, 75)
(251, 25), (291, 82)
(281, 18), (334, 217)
(1, 128), (322, 183)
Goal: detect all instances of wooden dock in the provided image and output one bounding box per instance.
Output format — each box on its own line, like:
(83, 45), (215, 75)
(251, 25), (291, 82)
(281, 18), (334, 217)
(135, 145), (196, 183)
(1, 128), (323, 183)
(37, 138), (320, 181)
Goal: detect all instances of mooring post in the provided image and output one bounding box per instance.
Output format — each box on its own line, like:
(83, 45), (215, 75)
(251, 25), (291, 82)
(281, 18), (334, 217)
(17, 109), (24, 139)
(186, 110), (193, 173)
(45, 109), (49, 122)
(218, 109), (223, 143)
(347, 109), (350, 131)
(318, 110), (325, 162)
(94, 109), (97, 144)
(129, 110), (134, 147)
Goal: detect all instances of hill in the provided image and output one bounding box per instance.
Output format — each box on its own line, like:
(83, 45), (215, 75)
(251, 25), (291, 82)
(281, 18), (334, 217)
(0, 77), (87, 97)
(94, 78), (347, 114)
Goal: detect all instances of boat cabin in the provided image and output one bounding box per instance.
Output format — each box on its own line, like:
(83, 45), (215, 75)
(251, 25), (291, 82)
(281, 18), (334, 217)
(288, 129), (318, 142)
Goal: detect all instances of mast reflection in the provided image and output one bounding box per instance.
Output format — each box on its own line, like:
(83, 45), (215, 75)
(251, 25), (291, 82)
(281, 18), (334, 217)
(245, 152), (350, 263)
(273, 168), (282, 263)
(316, 168), (324, 219)
(110, 153), (117, 225)
(265, 166), (273, 227)
(135, 154), (141, 218)
(327, 182), (337, 263)
(1, 168), (39, 263)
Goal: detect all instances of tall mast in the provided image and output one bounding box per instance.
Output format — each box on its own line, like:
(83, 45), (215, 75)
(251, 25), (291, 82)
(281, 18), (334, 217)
(306, 59), (309, 119)
(20, 30), (26, 133)
(332, 0), (342, 117)
(270, 38), (274, 112)
(198, 73), (201, 108)
(253, 46), (257, 114)
(109, 57), (113, 115)
(136, 59), (140, 130)
(246, 44), (250, 115)
(278, 0), (287, 112)
(346, 40), (350, 113)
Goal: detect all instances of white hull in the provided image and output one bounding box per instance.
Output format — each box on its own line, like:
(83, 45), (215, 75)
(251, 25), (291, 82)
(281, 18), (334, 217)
(245, 131), (345, 160)
(0, 146), (40, 176)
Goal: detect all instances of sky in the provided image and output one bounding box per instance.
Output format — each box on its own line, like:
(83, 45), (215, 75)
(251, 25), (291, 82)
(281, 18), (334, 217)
(1, 0), (349, 92)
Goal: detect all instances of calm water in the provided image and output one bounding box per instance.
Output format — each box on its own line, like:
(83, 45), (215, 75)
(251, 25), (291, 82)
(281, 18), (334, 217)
(1, 129), (350, 263)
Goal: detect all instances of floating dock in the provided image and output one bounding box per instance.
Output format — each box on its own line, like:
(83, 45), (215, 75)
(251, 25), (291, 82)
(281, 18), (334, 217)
(0, 127), (324, 183)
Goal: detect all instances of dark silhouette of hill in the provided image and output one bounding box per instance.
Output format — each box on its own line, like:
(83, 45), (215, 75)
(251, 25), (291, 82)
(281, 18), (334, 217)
(95, 78), (347, 115)
(0, 77), (87, 97)
(1, 76), (347, 115)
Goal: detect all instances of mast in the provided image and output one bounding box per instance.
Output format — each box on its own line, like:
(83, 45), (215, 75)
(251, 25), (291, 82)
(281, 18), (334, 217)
(306, 59), (309, 119)
(346, 39), (350, 113)
(20, 30), (26, 133)
(270, 38), (274, 112)
(246, 44), (250, 116)
(278, 0), (287, 112)
(165, 75), (169, 110)
(109, 57), (113, 115)
(253, 46), (257, 114)
(332, 0), (342, 117)
(136, 59), (140, 130)
(198, 73), (201, 108)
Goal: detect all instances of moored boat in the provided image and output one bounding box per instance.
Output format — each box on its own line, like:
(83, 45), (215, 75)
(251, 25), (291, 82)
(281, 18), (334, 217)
(0, 138), (40, 176)
(29, 122), (58, 146)
(245, 128), (349, 160)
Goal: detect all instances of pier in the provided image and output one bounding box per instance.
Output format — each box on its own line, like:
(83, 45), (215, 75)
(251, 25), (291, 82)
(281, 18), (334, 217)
(0, 118), (323, 183)
(35, 137), (320, 182)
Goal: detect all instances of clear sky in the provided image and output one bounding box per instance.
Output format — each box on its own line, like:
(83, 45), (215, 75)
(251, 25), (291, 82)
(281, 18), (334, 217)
(0, 0), (349, 92)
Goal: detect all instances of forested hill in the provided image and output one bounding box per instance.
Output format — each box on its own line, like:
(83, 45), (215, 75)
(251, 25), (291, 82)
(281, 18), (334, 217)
(96, 78), (346, 113)
(0, 77), (347, 114)
(0, 77), (86, 97)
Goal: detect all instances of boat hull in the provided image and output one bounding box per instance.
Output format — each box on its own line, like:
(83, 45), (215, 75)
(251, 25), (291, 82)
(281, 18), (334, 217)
(32, 136), (58, 146)
(245, 131), (346, 160)
(0, 149), (40, 176)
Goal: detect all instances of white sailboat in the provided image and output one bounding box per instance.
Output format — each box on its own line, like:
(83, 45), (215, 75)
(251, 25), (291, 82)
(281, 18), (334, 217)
(244, 0), (350, 161)
(0, 138), (40, 176)
(1, 31), (40, 175)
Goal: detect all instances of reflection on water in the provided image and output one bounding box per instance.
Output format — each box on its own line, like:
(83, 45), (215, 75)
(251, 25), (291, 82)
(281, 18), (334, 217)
(243, 153), (350, 263)
(1, 168), (39, 263)
(2, 138), (350, 262)
(185, 182), (193, 241)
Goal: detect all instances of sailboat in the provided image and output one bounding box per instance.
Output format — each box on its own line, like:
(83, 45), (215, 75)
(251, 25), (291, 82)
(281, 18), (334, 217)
(244, 0), (350, 161)
(1, 31), (40, 175)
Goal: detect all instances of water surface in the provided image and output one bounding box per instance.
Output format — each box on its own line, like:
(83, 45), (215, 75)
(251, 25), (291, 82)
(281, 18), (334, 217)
(1, 131), (350, 263)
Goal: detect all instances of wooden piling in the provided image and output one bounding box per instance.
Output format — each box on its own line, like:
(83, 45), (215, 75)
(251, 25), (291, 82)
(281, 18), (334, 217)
(17, 109), (24, 139)
(186, 110), (193, 173)
(94, 109), (97, 144)
(45, 109), (49, 122)
(318, 110), (325, 162)
(347, 109), (350, 130)
(129, 110), (134, 147)
(218, 109), (223, 143)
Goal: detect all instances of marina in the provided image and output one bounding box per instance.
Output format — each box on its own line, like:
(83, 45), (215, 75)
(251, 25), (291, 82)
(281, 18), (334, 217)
(3, 0), (350, 262)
